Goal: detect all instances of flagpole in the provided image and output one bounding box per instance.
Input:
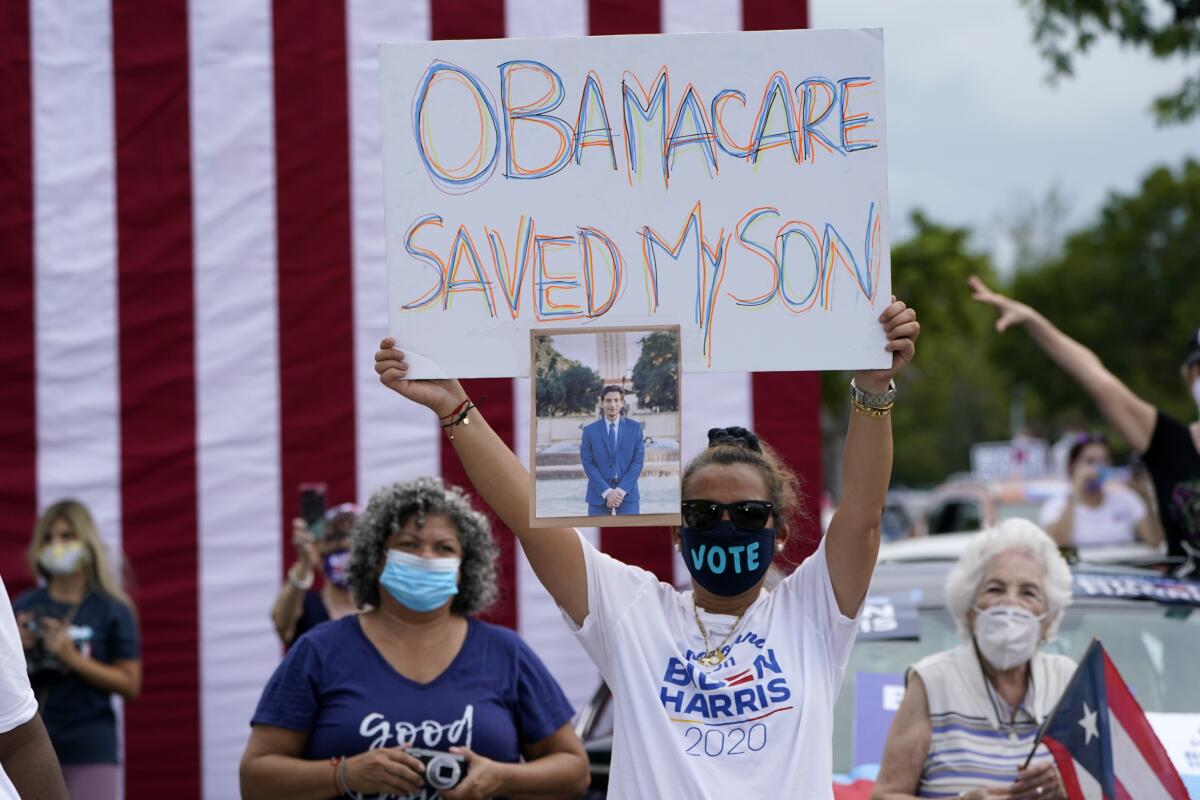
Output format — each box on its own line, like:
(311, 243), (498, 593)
(1021, 637), (1102, 770)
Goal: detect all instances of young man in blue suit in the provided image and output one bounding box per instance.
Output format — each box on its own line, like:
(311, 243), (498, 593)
(579, 385), (644, 516)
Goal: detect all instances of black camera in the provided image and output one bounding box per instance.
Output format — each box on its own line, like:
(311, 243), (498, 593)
(408, 748), (468, 791)
(21, 611), (66, 676)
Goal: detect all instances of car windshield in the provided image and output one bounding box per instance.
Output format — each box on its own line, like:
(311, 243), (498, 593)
(832, 601), (1200, 774)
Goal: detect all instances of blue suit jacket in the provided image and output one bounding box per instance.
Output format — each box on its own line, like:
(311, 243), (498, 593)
(579, 416), (644, 507)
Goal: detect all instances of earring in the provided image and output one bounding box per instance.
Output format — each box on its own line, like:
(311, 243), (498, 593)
(775, 542), (784, 553)
(674, 543), (681, 552)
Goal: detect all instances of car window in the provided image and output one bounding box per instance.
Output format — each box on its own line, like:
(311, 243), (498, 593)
(927, 500), (983, 535)
(833, 603), (1200, 774)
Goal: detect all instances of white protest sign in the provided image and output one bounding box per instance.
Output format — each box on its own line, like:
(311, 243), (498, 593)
(380, 28), (891, 378)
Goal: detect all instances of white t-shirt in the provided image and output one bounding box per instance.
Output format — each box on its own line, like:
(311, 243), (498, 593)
(565, 532), (860, 799)
(1038, 484), (1147, 546)
(0, 575), (38, 799)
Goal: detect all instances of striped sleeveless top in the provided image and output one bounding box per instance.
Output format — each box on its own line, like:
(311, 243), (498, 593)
(910, 644), (1076, 798)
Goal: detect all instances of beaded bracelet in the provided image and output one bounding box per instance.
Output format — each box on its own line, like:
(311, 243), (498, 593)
(851, 397), (893, 418)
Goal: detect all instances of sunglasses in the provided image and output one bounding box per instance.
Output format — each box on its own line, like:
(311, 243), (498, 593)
(681, 500), (775, 532)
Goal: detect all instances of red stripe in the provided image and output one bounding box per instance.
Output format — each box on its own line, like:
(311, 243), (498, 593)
(272, 0), (358, 568)
(1043, 737), (1088, 800)
(430, 3), (516, 630)
(588, 0), (661, 35)
(741, 0), (808, 31)
(752, 372), (822, 563)
(432, 0), (505, 39)
(111, 1), (199, 794)
(0, 1), (36, 594)
(1103, 650), (1189, 798)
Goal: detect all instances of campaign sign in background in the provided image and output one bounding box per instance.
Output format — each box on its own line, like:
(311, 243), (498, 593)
(380, 28), (891, 378)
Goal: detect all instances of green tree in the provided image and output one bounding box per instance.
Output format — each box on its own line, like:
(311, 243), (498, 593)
(631, 331), (680, 411)
(535, 369), (566, 416)
(823, 212), (1012, 487)
(1022, 0), (1200, 123)
(992, 158), (1200, 431)
(560, 363), (604, 414)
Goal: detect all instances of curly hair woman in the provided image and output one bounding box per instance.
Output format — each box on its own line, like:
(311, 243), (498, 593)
(240, 478), (589, 800)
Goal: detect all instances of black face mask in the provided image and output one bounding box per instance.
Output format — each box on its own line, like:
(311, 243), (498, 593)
(679, 521), (776, 597)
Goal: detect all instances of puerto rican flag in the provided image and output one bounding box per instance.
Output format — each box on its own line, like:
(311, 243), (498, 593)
(0, 1), (822, 797)
(1036, 640), (1189, 799)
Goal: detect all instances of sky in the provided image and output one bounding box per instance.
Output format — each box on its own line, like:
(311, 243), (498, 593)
(811, 0), (1200, 269)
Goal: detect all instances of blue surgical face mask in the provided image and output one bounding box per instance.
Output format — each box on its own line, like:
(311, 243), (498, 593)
(679, 522), (776, 597)
(379, 550), (459, 612)
(322, 548), (351, 590)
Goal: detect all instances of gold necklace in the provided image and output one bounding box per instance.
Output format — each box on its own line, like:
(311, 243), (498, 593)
(693, 596), (745, 668)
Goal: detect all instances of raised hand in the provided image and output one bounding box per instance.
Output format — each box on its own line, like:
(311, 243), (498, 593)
(855, 296), (920, 392)
(968, 275), (1037, 333)
(375, 338), (468, 418)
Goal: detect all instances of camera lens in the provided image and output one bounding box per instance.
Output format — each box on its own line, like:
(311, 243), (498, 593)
(424, 754), (463, 790)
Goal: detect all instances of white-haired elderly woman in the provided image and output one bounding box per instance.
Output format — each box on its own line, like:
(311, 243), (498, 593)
(240, 477), (589, 800)
(873, 520), (1075, 800)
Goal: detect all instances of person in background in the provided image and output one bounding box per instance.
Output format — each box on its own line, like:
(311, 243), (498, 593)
(13, 500), (140, 800)
(270, 503), (359, 647)
(0, 570), (69, 800)
(1039, 433), (1159, 548)
(241, 478), (589, 800)
(971, 277), (1200, 577)
(872, 520), (1074, 800)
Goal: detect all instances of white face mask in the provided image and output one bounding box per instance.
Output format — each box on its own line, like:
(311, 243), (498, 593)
(38, 541), (88, 576)
(972, 604), (1045, 671)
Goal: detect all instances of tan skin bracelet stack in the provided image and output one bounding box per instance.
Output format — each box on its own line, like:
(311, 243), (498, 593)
(849, 378), (896, 418)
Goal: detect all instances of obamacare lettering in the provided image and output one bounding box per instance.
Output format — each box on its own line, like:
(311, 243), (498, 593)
(412, 60), (878, 192)
(381, 29), (891, 377)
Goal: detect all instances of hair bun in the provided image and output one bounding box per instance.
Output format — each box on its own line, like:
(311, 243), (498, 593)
(706, 426), (763, 453)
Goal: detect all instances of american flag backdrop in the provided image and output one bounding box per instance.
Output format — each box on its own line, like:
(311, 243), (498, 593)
(0, 1), (822, 797)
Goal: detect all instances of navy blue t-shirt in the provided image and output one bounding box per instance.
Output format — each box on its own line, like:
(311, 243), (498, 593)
(293, 590), (330, 643)
(12, 587), (139, 764)
(252, 615), (574, 796)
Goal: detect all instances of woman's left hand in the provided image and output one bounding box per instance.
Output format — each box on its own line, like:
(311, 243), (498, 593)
(37, 618), (77, 663)
(855, 296), (919, 393)
(1011, 762), (1066, 799)
(438, 747), (506, 800)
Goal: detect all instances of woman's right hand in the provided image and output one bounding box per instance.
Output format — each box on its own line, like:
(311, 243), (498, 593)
(344, 747), (425, 796)
(374, 338), (467, 418)
(968, 276), (1038, 333)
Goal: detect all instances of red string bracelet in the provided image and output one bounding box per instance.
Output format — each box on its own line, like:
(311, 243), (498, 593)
(329, 756), (344, 796)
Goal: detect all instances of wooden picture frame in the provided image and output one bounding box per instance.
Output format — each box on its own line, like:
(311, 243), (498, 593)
(529, 325), (683, 529)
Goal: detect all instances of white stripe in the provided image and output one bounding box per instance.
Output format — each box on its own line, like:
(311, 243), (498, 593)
(663, 0), (742, 34)
(1071, 755), (1106, 800)
(29, 10), (127, 790)
(674, 372), (754, 584)
(514, 379), (601, 712)
(506, 0), (587, 38)
(188, 2), (283, 798)
(1110, 711), (1175, 799)
(31, 0), (122, 566)
(348, 0), (440, 504)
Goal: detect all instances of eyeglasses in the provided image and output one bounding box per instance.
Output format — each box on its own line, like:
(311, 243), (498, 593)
(681, 500), (775, 532)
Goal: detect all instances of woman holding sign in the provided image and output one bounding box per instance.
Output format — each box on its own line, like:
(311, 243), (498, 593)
(374, 297), (918, 798)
